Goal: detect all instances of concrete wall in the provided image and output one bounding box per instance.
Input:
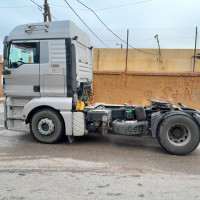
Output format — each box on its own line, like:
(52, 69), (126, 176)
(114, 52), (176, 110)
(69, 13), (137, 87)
(93, 71), (200, 110)
(93, 49), (200, 72)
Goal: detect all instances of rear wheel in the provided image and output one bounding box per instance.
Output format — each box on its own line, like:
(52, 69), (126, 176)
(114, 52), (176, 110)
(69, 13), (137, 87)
(30, 109), (64, 144)
(157, 113), (200, 155)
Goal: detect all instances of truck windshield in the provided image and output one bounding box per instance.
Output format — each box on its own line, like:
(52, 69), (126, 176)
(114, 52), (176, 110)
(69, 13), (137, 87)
(8, 43), (39, 68)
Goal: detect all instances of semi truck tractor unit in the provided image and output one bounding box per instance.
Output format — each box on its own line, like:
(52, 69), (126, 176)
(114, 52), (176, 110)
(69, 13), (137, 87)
(2, 21), (200, 155)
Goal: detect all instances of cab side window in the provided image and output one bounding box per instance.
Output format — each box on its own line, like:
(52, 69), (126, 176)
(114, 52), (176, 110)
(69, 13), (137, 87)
(8, 42), (39, 68)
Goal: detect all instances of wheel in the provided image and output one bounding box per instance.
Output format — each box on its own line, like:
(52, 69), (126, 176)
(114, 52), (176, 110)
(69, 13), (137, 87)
(30, 109), (64, 144)
(157, 112), (200, 155)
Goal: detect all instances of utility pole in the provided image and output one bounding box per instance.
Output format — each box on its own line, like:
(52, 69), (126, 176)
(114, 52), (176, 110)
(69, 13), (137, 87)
(193, 26), (198, 72)
(43, 0), (52, 22)
(125, 29), (129, 72)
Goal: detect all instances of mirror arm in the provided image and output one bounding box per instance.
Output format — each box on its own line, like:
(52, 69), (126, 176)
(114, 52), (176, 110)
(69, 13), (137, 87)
(2, 69), (11, 75)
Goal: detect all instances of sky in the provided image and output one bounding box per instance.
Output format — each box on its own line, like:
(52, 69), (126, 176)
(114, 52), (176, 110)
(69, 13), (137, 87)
(0, 0), (200, 53)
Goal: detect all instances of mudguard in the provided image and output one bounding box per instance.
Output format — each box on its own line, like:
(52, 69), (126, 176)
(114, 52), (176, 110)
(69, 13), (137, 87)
(151, 112), (165, 137)
(151, 111), (200, 138)
(192, 113), (200, 127)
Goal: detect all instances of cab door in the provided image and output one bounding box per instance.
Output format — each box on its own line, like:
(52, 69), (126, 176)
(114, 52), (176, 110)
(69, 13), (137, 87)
(39, 39), (67, 97)
(4, 41), (40, 97)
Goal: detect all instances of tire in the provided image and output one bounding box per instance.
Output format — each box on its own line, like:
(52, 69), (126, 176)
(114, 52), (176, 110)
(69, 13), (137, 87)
(30, 109), (64, 144)
(157, 112), (200, 155)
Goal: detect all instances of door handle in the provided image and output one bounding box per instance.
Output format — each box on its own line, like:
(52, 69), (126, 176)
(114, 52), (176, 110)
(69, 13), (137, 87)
(2, 69), (11, 75)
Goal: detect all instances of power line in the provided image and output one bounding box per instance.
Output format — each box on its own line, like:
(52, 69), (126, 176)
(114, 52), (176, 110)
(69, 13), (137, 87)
(63, 0), (109, 48)
(51, 14), (58, 21)
(0, 6), (35, 9)
(50, 4), (89, 11)
(30, 0), (43, 11)
(50, 1), (152, 12)
(0, 1), (43, 11)
(0, 1), (58, 22)
(39, 1), (152, 12)
(96, 0), (153, 11)
(77, 0), (157, 55)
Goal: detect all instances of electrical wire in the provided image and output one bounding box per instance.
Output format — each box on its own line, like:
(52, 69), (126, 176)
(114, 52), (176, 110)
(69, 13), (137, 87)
(51, 14), (58, 21)
(63, 0), (109, 48)
(30, 0), (43, 11)
(96, 0), (152, 11)
(0, 1), (43, 11)
(50, 4), (89, 11)
(0, 6), (35, 9)
(31, 1), (59, 21)
(50, 1), (152, 12)
(77, 0), (157, 55)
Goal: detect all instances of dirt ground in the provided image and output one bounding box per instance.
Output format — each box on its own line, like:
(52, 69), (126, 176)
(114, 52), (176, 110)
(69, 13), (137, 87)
(0, 104), (200, 200)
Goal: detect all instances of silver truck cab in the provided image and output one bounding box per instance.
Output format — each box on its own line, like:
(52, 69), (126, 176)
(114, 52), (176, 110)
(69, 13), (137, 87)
(3, 21), (93, 141)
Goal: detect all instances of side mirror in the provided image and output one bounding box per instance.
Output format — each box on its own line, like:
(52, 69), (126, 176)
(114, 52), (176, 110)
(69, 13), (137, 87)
(3, 44), (8, 60)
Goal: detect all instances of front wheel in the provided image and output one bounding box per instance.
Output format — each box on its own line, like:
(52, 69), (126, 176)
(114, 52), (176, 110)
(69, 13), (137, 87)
(30, 109), (64, 144)
(157, 113), (200, 155)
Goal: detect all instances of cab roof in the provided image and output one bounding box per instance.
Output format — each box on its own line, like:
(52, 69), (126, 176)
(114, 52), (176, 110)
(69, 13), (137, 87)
(8, 20), (91, 47)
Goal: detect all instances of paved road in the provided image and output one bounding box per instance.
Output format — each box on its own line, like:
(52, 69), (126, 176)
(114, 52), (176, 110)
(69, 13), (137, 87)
(0, 104), (200, 200)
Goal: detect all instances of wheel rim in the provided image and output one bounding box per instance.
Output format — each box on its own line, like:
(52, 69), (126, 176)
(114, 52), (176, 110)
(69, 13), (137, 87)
(167, 123), (191, 146)
(38, 118), (55, 136)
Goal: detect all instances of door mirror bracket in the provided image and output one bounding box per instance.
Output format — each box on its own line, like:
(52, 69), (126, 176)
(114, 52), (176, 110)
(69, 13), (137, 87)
(2, 69), (11, 75)
(3, 59), (8, 68)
